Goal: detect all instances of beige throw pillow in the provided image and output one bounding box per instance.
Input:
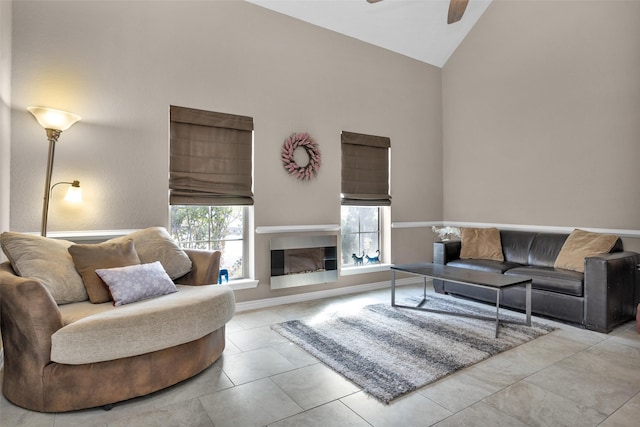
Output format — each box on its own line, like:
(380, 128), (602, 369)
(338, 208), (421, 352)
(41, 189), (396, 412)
(0, 232), (88, 304)
(108, 227), (192, 279)
(68, 239), (141, 303)
(459, 227), (504, 262)
(554, 229), (618, 273)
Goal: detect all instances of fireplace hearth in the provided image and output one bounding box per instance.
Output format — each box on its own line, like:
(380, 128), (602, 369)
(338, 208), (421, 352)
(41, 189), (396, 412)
(270, 235), (338, 289)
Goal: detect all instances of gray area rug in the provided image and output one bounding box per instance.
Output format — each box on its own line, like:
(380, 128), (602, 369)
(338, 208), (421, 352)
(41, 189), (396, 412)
(271, 294), (556, 403)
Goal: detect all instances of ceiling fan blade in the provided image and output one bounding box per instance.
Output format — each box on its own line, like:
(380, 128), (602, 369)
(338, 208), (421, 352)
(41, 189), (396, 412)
(448, 0), (469, 24)
(367, 0), (384, 3)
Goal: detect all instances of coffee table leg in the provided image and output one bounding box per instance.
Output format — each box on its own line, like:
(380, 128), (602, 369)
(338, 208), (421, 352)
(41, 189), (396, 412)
(391, 270), (396, 307)
(495, 289), (501, 338)
(526, 281), (532, 326)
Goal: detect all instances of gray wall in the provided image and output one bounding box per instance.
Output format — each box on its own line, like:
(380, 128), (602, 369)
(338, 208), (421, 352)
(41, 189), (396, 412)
(442, 0), (640, 251)
(0, 0), (11, 246)
(9, 1), (442, 301)
(8, 0), (639, 302)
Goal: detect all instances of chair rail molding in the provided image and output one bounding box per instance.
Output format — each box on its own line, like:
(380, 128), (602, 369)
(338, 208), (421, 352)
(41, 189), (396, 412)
(390, 221), (640, 238)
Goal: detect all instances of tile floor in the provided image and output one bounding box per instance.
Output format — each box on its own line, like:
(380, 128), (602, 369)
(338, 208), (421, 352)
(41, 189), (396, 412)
(1, 284), (639, 426)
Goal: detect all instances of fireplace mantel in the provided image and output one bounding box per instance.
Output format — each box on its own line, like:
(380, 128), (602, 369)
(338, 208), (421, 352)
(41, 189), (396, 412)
(256, 224), (340, 234)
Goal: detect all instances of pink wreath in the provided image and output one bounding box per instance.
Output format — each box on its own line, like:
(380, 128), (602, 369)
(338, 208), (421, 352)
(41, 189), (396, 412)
(281, 132), (321, 181)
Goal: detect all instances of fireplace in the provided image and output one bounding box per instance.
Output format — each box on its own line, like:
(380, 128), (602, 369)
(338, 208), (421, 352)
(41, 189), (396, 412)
(270, 235), (338, 289)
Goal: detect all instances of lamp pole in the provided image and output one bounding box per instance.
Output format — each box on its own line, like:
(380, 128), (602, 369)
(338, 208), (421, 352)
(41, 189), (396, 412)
(41, 129), (62, 237)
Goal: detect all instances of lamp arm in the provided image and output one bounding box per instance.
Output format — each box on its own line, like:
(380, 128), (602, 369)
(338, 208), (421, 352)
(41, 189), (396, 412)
(50, 181), (77, 191)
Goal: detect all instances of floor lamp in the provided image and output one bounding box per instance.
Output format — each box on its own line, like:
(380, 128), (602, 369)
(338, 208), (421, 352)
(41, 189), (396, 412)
(28, 107), (82, 237)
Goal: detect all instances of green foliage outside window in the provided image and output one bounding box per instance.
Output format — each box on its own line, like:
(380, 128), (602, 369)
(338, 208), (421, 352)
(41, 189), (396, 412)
(170, 206), (244, 279)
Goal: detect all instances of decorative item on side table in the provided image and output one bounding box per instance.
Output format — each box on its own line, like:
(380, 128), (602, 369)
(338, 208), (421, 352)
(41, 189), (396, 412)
(28, 107), (82, 236)
(431, 225), (461, 241)
(281, 132), (321, 181)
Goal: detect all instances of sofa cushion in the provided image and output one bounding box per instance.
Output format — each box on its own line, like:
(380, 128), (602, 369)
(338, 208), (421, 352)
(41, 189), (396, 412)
(554, 229), (618, 273)
(51, 284), (235, 364)
(528, 233), (568, 267)
(459, 227), (504, 262)
(0, 232), (88, 304)
(68, 239), (142, 303)
(447, 259), (522, 274)
(505, 266), (584, 297)
(500, 230), (536, 265)
(96, 261), (178, 306)
(108, 227), (192, 279)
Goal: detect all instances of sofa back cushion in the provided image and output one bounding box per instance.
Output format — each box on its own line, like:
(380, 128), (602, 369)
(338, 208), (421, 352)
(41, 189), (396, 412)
(528, 233), (569, 267)
(500, 230), (536, 265)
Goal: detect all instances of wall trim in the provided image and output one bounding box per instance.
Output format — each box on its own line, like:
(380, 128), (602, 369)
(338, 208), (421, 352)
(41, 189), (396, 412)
(234, 276), (421, 312)
(43, 230), (139, 242)
(391, 221), (441, 229)
(390, 221), (640, 238)
(255, 224), (340, 234)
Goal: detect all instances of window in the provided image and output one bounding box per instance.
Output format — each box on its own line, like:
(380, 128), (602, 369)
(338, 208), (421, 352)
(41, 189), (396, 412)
(169, 106), (253, 280)
(170, 206), (246, 279)
(341, 206), (380, 266)
(341, 131), (390, 268)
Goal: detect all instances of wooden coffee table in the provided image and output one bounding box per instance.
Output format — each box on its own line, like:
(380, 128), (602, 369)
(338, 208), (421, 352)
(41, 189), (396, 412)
(391, 262), (532, 338)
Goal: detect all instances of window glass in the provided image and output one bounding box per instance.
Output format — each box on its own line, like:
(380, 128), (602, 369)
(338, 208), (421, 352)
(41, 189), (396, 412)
(341, 206), (380, 266)
(170, 205), (244, 279)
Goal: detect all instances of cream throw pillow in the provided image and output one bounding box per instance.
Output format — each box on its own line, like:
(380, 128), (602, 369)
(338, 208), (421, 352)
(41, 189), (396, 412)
(0, 232), (88, 304)
(108, 227), (192, 279)
(554, 229), (618, 273)
(459, 227), (504, 262)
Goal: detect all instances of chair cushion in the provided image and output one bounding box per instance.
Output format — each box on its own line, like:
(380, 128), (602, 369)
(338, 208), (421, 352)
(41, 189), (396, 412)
(505, 266), (584, 297)
(0, 232), (87, 304)
(68, 239), (141, 303)
(51, 284), (235, 364)
(108, 227), (192, 279)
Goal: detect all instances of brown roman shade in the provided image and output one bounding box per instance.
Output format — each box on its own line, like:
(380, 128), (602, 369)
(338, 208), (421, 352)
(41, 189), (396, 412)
(341, 131), (391, 206)
(170, 105), (254, 206)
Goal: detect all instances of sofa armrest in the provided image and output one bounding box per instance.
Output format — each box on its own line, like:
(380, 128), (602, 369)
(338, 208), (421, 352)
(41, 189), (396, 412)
(584, 251), (640, 333)
(433, 241), (461, 265)
(0, 262), (63, 410)
(175, 249), (221, 286)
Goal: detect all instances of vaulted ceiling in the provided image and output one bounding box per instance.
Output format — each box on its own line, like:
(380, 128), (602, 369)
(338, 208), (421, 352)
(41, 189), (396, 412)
(246, 0), (493, 68)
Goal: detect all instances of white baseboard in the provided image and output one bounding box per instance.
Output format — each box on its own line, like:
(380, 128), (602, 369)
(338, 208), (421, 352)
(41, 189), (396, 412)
(234, 276), (422, 313)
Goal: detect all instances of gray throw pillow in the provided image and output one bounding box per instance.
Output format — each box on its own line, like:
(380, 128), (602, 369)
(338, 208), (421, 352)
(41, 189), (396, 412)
(96, 261), (178, 306)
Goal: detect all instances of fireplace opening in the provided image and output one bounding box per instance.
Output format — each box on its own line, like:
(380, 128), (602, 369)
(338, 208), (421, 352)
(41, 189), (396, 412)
(270, 235), (338, 289)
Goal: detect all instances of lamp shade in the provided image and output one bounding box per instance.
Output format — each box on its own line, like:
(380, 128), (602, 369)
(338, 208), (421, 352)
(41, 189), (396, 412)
(28, 107), (81, 131)
(63, 180), (82, 203)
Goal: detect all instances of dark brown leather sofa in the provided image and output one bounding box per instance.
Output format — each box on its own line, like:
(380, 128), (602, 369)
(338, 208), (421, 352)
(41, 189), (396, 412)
(434, 230), (640, 333)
